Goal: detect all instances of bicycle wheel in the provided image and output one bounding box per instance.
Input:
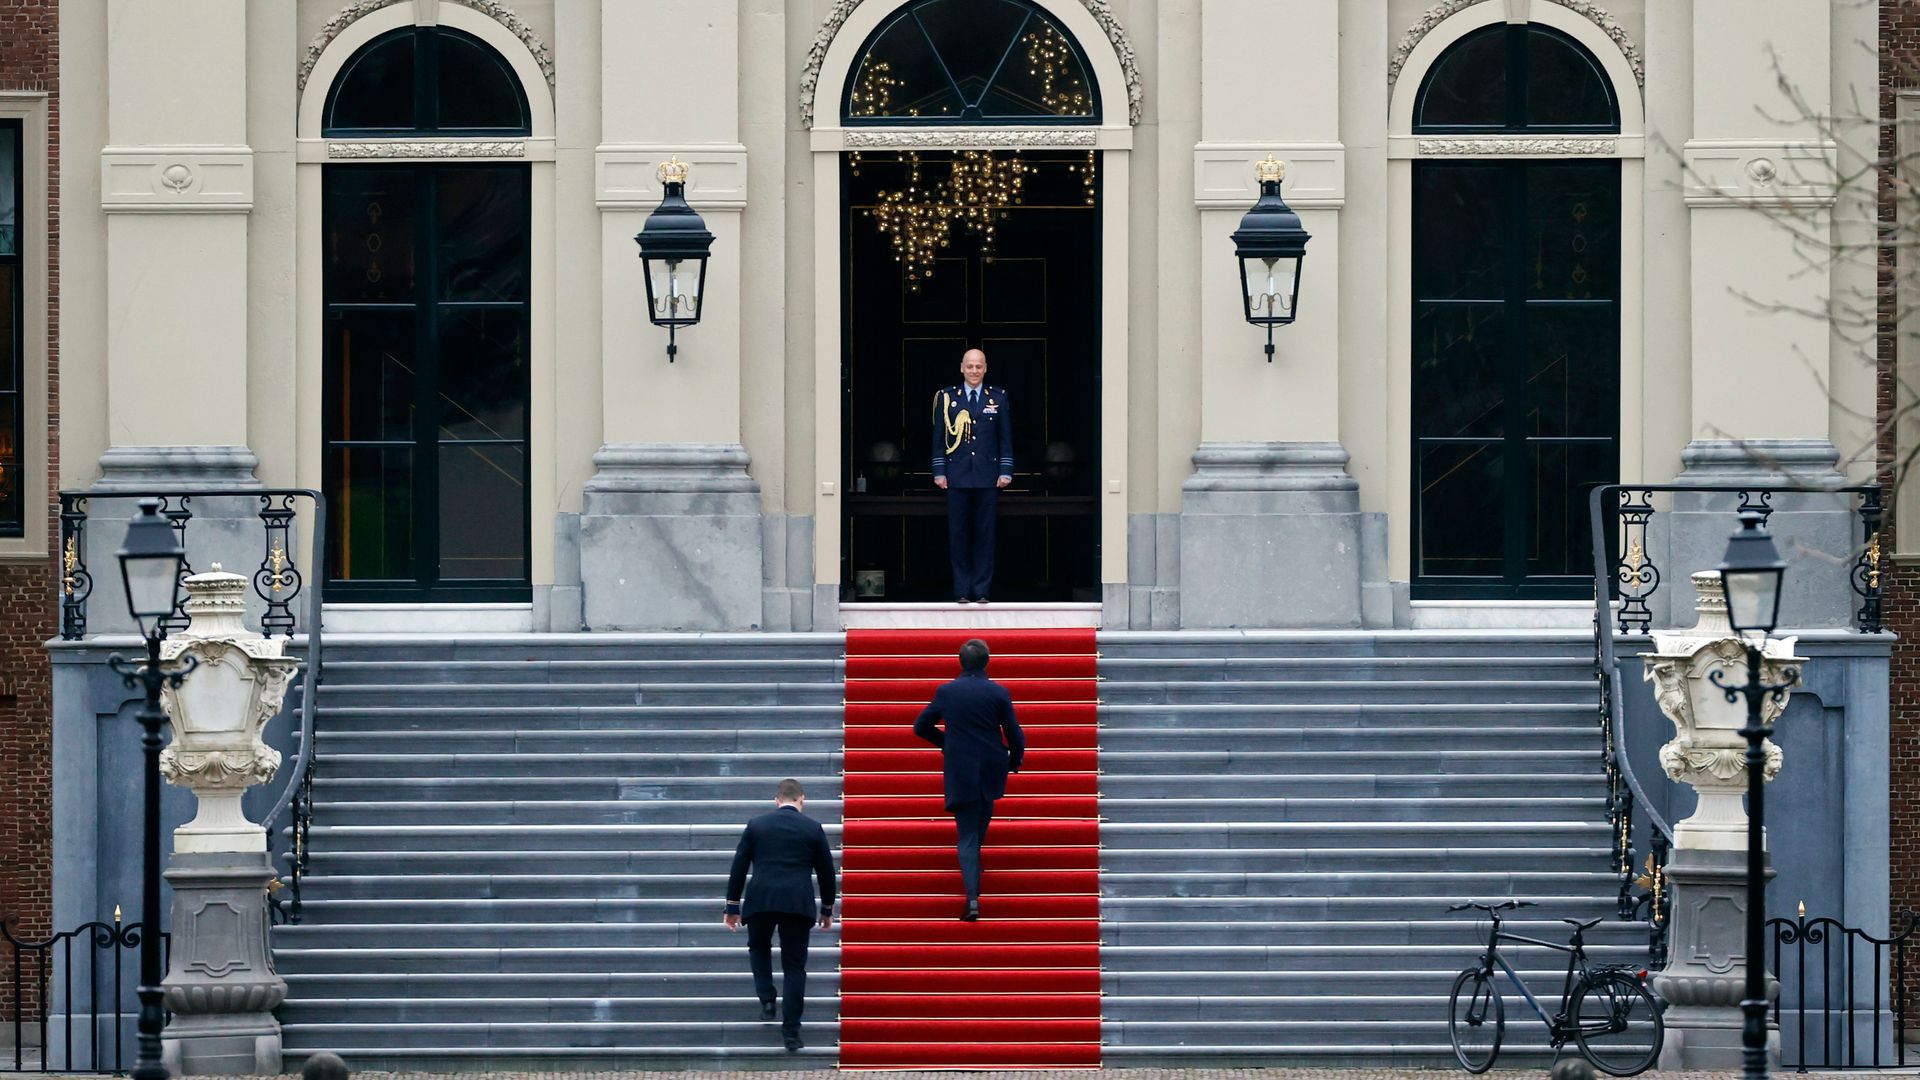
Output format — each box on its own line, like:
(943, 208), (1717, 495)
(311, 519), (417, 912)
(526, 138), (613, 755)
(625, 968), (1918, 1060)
(1448, 968), (1504, 1073)
(1571, 969), (1664, 1076)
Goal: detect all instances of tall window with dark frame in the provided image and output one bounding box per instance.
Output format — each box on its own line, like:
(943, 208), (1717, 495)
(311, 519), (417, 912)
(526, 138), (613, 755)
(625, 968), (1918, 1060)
(322, 26), (532, 601)
(1411, 23), (1621, 598)
(0, 121), (22, 538)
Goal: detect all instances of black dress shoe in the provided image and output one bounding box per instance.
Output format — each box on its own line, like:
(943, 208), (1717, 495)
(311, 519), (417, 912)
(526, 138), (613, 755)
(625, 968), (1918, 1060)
(975, 596), (989, 605)
(784, 1033), (804, 1052)
(760, 1000), (777, 1022)
(961, 899), (981, 921)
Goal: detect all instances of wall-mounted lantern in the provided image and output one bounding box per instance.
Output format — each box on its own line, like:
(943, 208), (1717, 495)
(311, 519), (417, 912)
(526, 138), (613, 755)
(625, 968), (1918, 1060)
(634, 157), (714, 361)
(1231, 155), (1312, 361)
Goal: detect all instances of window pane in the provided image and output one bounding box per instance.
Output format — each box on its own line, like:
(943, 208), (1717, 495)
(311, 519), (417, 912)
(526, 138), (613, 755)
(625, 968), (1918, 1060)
(0, 393), (18, 537)
(980, 11), (1096, 118)
(438, 443), (525, 580)
(325, 169), (417, 303)
(1414, 165), (1506, 300)
(913, 0), (1030, 106)
(1526, 305), (1617, 439)
(437, 308), (527, 440)
(1525, 162), (1620, 300)
(0, 125), (16, 255)
(330, 309), (415, 442)
(435, 30), (528, 132)
(326, 31), (416, 132)
(1526, 26), (1615, 129)
(437, 168), (528, 301)
(1415, 25), (1508, 129)
(1418, 439), (1506, 577)
(847, 12), (964, 119)
(330, 446), (415, 581)
(1527, 440), (1614, 577)
(0, 264), (13, 393)
(1415, 304), (1506, 438)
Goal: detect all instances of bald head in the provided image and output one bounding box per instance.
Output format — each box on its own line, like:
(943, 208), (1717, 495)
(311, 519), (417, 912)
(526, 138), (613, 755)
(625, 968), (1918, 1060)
(960, 349), (987, 388)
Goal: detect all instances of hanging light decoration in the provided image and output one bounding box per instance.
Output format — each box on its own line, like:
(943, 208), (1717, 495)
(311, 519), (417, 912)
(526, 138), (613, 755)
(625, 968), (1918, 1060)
(868, 150), (1036, 287)
(1023, 22), (1091, 116)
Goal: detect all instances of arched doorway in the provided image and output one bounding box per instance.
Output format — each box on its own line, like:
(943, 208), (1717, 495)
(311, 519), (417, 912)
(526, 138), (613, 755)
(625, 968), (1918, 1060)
(1408, 21), (1623, 598)
(835, 0), (1105, 603)
(319, 24), (534, 602)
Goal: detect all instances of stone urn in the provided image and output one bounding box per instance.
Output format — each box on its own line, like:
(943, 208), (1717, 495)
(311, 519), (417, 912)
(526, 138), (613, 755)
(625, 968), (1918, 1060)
(158, 566), (301, 853)
(1641, 570), (1804, 851)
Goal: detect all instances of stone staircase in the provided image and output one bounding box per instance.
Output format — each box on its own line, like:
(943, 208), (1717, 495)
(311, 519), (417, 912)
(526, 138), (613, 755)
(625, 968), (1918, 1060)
(273, 635), (848, 1069)
(1097, 630), (1645, 1065)
(273, 629), (1649, 1069)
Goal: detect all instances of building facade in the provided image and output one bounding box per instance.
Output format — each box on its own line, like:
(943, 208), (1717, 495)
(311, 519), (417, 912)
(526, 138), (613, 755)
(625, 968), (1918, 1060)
(45, 0), (1882, 636)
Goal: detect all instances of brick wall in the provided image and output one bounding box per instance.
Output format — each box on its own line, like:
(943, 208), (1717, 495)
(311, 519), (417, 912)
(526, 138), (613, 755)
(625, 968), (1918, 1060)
(0, 0), (56, 1029)
(1883, 0), (1920, 1039)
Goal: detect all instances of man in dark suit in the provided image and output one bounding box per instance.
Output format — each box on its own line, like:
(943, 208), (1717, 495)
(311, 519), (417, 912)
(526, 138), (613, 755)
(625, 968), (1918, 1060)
(724, 778), (836, 1052)
(931, 347), (1014, 603)
(912, 638), (1026, 921)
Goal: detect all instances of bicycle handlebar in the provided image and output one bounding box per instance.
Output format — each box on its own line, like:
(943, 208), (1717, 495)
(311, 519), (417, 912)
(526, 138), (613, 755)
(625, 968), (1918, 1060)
(1447, 900), (1535, 913)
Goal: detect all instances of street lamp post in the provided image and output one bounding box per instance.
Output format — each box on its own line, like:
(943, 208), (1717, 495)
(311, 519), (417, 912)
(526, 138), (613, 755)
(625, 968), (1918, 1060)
(108, 498), (193, 1080)
(1711, 510), (1796, 1080)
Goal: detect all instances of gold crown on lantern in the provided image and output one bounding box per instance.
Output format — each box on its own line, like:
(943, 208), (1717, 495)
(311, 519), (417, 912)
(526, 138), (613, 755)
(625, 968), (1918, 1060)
(1255, 155), (1286, 183)
(657, 156), (689, 186)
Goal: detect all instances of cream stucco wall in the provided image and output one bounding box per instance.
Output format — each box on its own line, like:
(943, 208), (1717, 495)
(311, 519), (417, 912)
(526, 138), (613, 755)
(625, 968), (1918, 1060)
(55, 0), (1878, 614)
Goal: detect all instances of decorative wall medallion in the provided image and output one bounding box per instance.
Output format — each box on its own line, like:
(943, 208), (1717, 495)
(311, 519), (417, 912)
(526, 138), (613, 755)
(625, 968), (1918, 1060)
(1389, 0), (1644, 88)
(801, 0), (1142, 128)
(327, 140), (527, 159)
(300, 0), (554, 92)
(160, 164), (195, 193)
(844, 129), (1100, 149)
(1416, 136), (1618, 156)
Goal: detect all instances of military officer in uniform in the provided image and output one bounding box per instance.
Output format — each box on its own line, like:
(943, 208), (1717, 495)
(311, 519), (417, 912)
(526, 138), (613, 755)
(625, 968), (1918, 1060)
(931, 348), (1013, 603)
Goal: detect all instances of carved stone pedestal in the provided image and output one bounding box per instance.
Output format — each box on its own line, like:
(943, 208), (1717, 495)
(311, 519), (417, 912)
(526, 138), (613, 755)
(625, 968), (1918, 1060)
(159, 853), (286, 1076)
(1654, 847), (1779, 1070)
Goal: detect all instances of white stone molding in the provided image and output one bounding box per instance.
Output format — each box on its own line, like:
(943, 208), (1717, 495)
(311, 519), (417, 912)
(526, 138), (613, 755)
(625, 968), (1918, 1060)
(800, 0), (1141, 128)
(326, 140), (526, 160)
(1389, 0), (1644, 87)
(1417, 136), (1617, 156)
(101, 146), (254, 213)
(596, 145), (749, 211)
(1681, 139), (1840, 208)
(1192, 144), (1346, 210)
(299, 0), (554, 92)
(846, 128), (1099, 149)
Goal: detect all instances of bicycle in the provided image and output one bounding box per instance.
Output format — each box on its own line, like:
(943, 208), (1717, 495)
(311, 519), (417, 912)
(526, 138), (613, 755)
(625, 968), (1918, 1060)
(1445, 900), (1664, 1076)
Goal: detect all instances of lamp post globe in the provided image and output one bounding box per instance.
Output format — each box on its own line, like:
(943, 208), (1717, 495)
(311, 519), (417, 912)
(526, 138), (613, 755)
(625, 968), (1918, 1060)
(1231, 155), (1312, 361)
(1714, 509), (1793, 1080)
(634, 156), (715, 361)
(112, 498), (191, 1080)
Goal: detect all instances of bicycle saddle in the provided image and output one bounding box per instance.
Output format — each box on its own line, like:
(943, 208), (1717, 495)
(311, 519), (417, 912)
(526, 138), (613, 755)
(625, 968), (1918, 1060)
(1563, 916), (1605, 932)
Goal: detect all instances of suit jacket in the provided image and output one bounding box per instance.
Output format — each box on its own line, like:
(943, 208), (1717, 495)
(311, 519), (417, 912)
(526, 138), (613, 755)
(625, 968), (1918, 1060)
(726, 806), (836, 919)
(931, 384), (1014, 488)
(913, 670), (1026, 809)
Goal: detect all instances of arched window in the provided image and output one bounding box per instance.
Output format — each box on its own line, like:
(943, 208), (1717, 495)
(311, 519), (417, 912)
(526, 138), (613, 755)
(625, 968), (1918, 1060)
(1409, 24), (1621, 597)
(843, 0), (1099, 123)
(321, 25), (532, 601)
(1414, 23), (1617, 133)
(324, 26), (531, 136)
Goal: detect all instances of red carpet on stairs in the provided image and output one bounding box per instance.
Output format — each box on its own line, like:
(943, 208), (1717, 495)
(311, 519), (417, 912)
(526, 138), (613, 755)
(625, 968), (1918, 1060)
(840, 628), (1102, 1069)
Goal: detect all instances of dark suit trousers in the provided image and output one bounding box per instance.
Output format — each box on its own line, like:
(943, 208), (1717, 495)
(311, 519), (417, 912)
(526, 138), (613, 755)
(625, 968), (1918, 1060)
(746, 912), (812, 1036)
(951, 799), (995, 900)
(946, 486), (998, 599)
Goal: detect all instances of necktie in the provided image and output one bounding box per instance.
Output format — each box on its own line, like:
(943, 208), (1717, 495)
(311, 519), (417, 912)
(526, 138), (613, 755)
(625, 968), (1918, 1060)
(969, 388), (978, 405)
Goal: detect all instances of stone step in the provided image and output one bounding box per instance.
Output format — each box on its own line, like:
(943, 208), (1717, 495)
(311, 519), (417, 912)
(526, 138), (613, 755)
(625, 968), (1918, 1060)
(314, 729), (847, 755)
(1097, 941), (1648, 972)
(275, 945), (836, 976)
(278, 996), (837, 1025)
(318, 682), (845, 708)
(320, 658), (844, 686)
(1094, 632), (1591, 660)
(1099, 679), (1593, 705)
(316, 751), (845, 778)
(278, 1046), (839, 1070)
(278, 1019), (839, 1050)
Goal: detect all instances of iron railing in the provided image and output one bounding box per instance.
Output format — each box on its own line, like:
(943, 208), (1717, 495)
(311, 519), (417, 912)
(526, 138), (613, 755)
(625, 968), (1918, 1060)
(1587, 482), (1885, 969)
(1770, 906), (1916, 1071)
(55, 489), (328, 924)
(1, 915), (167, 1074)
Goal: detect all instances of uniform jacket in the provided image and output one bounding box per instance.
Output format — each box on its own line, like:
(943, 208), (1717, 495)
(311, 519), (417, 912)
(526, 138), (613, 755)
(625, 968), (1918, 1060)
(726, 806), (837, 919)
(913, 670), (1027, 809)
(931, 384), (1014, 488)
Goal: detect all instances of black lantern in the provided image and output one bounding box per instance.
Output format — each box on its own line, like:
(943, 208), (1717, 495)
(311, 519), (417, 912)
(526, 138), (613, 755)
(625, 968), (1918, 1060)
(634, 157), (714, 361)
(1719, 510), (1787, 637)
(1231, 155), (1312, 361)
(117, 498), (186, 641)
